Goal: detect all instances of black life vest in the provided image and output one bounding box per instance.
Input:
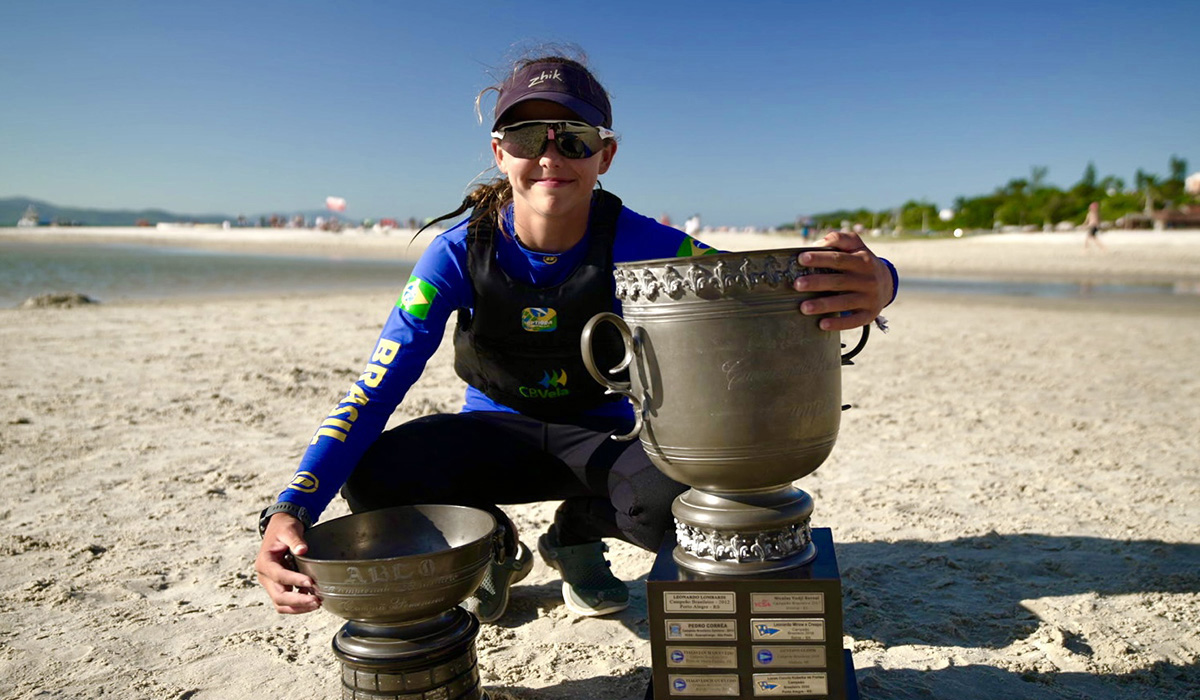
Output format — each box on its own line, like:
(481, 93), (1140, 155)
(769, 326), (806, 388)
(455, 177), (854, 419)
(453, 191), (626, 421)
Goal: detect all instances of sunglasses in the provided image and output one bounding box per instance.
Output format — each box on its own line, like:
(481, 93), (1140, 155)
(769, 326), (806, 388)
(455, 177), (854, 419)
(491, 120), (616, 160)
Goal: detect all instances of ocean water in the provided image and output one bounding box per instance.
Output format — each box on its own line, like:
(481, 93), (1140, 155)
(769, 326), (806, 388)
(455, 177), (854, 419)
(1, 240), (414, 307)
(902, 275), (1200, 300)
(3, 239), (1196, 309)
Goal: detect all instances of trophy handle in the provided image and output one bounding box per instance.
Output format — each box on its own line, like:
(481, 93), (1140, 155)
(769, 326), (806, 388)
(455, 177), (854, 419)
(840, 323), (870, 365)
(581, 312), (645, 441)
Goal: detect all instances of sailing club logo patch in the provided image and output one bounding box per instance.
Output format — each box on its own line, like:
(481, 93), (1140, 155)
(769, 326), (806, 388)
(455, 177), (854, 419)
(518, 369), (569, 399)
(539, 369), (567, 389)
(521, 307), (558, 332)
(397, 276), (437, 320)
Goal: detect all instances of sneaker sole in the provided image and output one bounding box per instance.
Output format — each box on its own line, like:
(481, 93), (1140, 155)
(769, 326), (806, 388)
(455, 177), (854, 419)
(560, 582), (629, 617)
(538, 533), (628, 617)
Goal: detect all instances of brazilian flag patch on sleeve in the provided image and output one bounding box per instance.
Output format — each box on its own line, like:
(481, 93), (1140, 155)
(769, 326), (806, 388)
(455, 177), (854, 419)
(677, 237), (718, 257)
(397, 276), (438, 320)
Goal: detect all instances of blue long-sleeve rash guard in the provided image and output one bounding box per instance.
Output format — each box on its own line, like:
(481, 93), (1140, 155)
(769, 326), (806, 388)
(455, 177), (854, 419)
(276, 205), (898, 523)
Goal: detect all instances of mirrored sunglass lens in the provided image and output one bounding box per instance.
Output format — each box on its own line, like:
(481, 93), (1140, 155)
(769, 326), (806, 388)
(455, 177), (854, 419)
(556, 133), (597, 158)
(502, 126), (548, 158)
(560, 125), (606, 158)
(500, 123), (605, 159)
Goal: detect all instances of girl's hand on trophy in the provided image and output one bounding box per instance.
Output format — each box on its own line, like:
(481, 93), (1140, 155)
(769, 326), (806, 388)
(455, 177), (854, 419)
(793, 231), (894, 331)
(255, 513), (322, 614)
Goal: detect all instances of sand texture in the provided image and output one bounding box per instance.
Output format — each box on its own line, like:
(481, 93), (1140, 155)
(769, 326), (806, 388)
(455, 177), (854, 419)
(1, 229), (1198, 699)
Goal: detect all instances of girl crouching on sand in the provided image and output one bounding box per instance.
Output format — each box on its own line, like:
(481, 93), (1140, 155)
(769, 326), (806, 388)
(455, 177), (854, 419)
(256, 49), (897, 622)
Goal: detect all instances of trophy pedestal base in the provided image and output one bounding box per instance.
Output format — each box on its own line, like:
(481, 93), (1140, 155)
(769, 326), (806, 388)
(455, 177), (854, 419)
(646, 528), (858, 699)
(332, 608), (485, 700)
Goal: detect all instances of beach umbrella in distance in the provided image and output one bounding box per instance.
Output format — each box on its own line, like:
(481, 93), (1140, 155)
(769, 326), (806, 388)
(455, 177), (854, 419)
(1186, 172), (1200, 196)
(326, 196), (348, 212)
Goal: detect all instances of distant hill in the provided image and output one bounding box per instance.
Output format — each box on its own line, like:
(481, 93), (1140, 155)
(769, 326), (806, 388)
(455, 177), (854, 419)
(0, 197), (367, 227)
(0, 196), (233, 227)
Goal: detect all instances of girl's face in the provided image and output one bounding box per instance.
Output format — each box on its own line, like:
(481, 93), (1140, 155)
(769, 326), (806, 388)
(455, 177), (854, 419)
(492, 100), (616, 229)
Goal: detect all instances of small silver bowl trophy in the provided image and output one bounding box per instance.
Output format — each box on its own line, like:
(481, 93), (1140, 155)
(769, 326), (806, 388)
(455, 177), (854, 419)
(294, 505), (500, 700)
(582, 248), (868, 699)
(293, 248), (867, 699)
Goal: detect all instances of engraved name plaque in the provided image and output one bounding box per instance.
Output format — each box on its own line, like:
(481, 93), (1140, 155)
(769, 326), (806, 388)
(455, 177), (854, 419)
(668, 674), (741, 697)
(749, 618), (826, 643)
(666, 646), (739, 669)
(752, 645), (827, 669)
(664, 591), (737, 613)
(665, 619), (739, 641)
(752, 672), (829, 696)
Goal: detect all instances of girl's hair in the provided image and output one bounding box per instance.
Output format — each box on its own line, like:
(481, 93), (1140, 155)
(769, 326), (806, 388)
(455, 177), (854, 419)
(412, 49), (611, 241)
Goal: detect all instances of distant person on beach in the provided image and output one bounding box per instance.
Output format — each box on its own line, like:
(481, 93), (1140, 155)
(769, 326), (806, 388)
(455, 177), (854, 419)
(1084, 201), (1105, 251)
(684, 213), (701, 236)
(255, 49), (898, 623)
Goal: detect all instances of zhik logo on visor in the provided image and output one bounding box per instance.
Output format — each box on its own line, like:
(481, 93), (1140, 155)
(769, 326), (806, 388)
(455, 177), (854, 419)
(521, 307), (558, 332)
(528, 69), (562, 87)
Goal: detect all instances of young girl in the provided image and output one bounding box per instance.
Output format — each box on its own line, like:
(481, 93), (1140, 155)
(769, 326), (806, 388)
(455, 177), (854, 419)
(256, 51), (897, 622)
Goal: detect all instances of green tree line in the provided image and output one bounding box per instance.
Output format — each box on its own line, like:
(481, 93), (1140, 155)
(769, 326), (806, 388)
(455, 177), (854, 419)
(788, 156), (1195, 233)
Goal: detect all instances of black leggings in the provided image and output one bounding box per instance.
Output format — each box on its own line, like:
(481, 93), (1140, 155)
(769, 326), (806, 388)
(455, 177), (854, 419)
(342, 411), (686, 556)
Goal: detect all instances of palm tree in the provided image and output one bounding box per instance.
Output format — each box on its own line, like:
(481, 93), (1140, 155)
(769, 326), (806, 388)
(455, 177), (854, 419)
(1136, 169), (1162, 215)
(1030, 166), (1049, 191)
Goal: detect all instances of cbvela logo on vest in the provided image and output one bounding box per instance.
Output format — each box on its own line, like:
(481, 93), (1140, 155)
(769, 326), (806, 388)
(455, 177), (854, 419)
(521, 307), (558, 332)
(519, 369), (570, 399)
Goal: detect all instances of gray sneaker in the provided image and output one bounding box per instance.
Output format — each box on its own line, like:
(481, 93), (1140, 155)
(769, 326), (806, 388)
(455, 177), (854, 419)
(461, 541), (533, 623)
(537, 525), (629, 617)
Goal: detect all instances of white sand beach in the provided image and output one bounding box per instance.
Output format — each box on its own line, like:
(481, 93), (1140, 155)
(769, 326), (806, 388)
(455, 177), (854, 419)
(1, 226), (1198, 699)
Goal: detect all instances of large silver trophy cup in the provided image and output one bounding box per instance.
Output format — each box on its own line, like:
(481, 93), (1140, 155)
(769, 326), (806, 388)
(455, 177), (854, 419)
(582, 248), (867, 699)
(294, 504), (500, 700)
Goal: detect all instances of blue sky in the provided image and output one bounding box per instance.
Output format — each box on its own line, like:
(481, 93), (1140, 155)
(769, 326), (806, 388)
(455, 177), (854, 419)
(1, 0), (1196, 227)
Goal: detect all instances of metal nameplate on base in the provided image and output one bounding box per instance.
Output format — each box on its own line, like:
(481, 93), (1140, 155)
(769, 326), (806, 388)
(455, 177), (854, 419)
(665, 591), (738, 613)
(750, 618), (826, 642)
(666, 646), (740, 669)
(647, 528), (857, 700)
(751, 592), (824, 614)
(668, 674), (742, 696)
(752, 645), (826, 668)
(752, 672), (829, 696)
(665, 619), (740, 641)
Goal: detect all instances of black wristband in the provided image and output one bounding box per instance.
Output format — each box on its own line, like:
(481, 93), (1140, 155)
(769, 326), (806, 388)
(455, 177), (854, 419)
(258, 502), (313, 537)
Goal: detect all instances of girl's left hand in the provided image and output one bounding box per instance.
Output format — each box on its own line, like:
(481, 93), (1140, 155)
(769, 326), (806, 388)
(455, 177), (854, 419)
(792, 231), (894, 331)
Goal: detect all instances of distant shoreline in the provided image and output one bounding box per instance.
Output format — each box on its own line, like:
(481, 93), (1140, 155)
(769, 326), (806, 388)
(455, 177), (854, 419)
(5, 225), (1200, 284)
(0, 225), (438, 261)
